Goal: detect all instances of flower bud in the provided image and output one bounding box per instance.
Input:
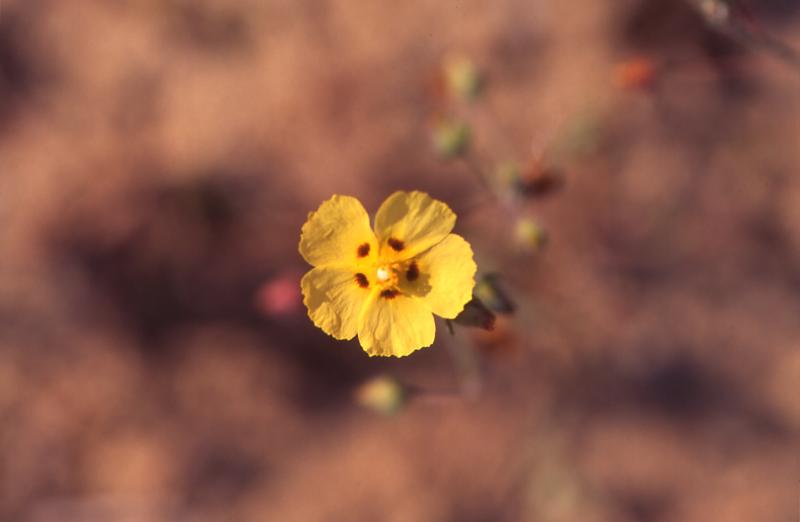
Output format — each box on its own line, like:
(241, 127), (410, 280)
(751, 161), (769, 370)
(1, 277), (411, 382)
(443, 54), (482, 102)
(255, 271), (303, 317)
(355, 375), (406, 415)
(514, 217), (548, 253)
(474, 274), (515, 314)
(698, 0), (730, 25)
(517, 163), (564, 199)
(614, 56), (657, 91)
(453, 297), (496, 331)
(431, 119), (471, 159)
(494, 160), (521, 191)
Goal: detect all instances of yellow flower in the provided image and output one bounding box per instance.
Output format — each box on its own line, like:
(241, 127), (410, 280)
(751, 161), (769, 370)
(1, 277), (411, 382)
(299, 191), (477, 357)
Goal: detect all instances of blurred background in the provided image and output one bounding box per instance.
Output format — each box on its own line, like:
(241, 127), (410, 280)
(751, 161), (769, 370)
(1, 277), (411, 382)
(2, 0), (800, 520)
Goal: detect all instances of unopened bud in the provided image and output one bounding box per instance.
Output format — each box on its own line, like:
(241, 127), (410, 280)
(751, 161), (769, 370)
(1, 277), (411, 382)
(355, 375), (406, 415)
(474, 274), (515, 314)
(698, 0), (730, 25)
(431, 119), (471, 159)
(614, 56), (657, 91)
(443, 54), (482, 101)
(514, 217), (548, 252)
(494, 160), (521, 190)
(453, 297), (496, 331)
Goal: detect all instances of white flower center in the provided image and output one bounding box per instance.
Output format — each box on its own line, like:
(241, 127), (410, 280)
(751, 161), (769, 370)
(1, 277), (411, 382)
(376, 266), (391, 282)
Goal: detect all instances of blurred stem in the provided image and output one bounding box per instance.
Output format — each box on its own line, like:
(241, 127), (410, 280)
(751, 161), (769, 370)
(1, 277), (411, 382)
(687, 0), (800, 76)
(445, 319), (455, 335)
(460, 151), (495, 194)
(745, 28), (800, 74)
(442, 323), (483, 399)
(448, 343), (483, 399)
(456, 148), (507, 219)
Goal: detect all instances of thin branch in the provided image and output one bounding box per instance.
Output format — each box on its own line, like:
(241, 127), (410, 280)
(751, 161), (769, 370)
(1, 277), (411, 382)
(687, 0), (800, 76)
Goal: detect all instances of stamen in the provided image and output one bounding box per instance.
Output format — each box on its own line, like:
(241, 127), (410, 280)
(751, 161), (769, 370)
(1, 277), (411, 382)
(354, 273), (369, 288)
(357, 243), (371, 258)
(406, 261), (419, 282)
(376, 267), (391, 282)
(380, 289), (399, 299)
(387, 238), (405, 251)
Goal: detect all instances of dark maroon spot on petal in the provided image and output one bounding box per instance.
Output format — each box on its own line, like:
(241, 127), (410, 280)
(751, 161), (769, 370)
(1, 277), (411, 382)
(357, 243), (371, 257)
(406, 261), (419, 282)
(380, 289), (399, 299)
(387, 238), (405, 251)
(354, 273), (369, 288)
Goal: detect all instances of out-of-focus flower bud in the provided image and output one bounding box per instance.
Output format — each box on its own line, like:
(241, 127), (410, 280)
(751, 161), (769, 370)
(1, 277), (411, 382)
(431, 119), (471, 159)
(474, 274), (515, 315)
(517, 162), (565, 199)
(495, 158), (564, 199)
(452, 297), (496, 331)
(443, 54), (482, 102)
(494, 160), (521, 189)
(614, 56), (658, 91)
(355, 375), (406, 415)
(698, 0), (730, 25)
(255, 271), (302, 317)
(514, 217), (548, 253)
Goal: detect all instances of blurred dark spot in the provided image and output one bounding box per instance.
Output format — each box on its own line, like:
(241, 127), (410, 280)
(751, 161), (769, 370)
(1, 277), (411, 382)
(388, 238), (405, 251)
(357, 242), (370, 258)
(515, 167), (565, 199)
(165, 1), (252, 53)
(618, 355), (714, 421)
(0, 3), (52, 130)
(157, 175), (239, 235)
(749, 0), (800, 23)
(0, 12), (31, 94)
(447, 504), (508, 522)
(380, 289), (399, 299)
(355, 273), (369, 288)
(636, 356), (709, 418)
(406, 261), (419, 282)
(50, 173), (256, 347)
(556, 350), (791, 443)
(600, 231), (680, 295)
(611, 488), (674, 522)
(184, 444), (264, 507)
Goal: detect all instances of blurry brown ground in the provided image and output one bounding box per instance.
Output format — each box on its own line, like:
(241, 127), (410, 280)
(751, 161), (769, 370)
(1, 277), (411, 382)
(2, 1), (800, 521)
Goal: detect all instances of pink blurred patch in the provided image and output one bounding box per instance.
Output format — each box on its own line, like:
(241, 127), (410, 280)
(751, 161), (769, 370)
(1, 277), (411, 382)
(256, 271), (303, 317)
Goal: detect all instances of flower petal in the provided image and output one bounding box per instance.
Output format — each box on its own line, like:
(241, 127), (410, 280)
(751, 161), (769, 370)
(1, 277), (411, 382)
(373, 191), (456, 260)
(301, 266), (372, 340)
(408, 234), (476, 319)
(299, 195), (378, 267)
(357, 293), (435, 357)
